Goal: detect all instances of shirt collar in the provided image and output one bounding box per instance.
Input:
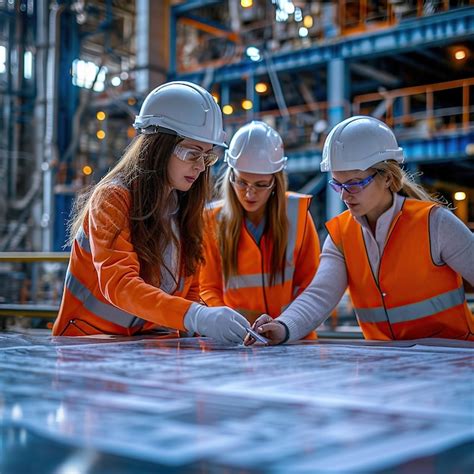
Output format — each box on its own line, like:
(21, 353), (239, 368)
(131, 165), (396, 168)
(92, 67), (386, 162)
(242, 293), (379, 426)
(353, 193), (405, 230)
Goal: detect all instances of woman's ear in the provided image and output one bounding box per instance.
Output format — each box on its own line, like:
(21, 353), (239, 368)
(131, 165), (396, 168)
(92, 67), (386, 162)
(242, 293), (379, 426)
(381, 171), (391, 189)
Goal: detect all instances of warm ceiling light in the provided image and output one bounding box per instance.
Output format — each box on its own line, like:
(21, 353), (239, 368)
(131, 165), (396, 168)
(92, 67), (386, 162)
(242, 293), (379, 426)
(242, 99), (253, 110)
(241, 0), (252, 7)
(454, 191), (467, 201)
(454, 49), (467, 61)
(96, 130), (106, 140)
(255, 82), (268, 93)
(127, 97), (136, 106)
(96, 111), (106, 121)
(222, 105), (233, 115)
(127, 126), (136, 139)
(303, 15), (313, 29)
(82, 165), (93, 176)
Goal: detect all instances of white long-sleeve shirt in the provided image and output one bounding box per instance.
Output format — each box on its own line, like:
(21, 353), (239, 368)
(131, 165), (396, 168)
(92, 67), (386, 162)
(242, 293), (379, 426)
(279, 194), (474, 342)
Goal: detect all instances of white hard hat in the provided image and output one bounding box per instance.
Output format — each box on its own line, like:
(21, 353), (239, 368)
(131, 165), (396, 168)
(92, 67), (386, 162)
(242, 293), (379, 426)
(133, 81), (227, 147)
(225, 121), (287, 174)
(320, 115), (404, 172)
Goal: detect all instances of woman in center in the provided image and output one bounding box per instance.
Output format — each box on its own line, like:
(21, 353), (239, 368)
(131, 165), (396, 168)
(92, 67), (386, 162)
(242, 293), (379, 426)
(200, 121), (320, 338)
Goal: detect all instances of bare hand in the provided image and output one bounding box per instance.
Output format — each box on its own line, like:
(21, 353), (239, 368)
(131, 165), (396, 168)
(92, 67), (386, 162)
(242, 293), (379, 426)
(243, 314), (286, 346)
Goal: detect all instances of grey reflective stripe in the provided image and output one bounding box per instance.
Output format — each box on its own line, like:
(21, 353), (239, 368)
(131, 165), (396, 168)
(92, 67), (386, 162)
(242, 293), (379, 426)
(177, 276), (185, 293)
(76, 227), (91, 253)
(65, 271), (145, 328)
(226, 266), (295, 290)
(355, 306), (387, 323)
(286, 194), (300, 262)
(355, 287), (466, 324)
(292, 286), (301, 298)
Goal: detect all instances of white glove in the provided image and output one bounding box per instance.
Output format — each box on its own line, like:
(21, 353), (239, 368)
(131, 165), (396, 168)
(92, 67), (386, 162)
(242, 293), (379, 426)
(184, 303), (250, 344)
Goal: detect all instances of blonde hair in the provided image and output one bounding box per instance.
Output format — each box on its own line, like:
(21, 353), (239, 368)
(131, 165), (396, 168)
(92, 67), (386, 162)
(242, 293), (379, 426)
(372, 160), (449, 207)
(216, 167), (289, 285)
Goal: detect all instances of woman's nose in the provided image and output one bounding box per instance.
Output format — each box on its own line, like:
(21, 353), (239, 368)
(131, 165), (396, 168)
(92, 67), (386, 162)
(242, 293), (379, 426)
(340, 187), (351, 200)
(193, 157), (206, 173)
(245, 185), (256, 197)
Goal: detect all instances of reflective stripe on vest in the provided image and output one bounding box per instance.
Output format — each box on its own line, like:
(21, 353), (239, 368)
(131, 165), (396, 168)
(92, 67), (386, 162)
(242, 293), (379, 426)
(76, 226), (91, 253)
(177, 276), (185, 293)
(224, 194), (301, 292)
(355, 287), (466, 324)
(65, 271), (145, 328)
(76, 227), (185, 294)
(286, 194), (300, 262)
(226, 265), (295, 290)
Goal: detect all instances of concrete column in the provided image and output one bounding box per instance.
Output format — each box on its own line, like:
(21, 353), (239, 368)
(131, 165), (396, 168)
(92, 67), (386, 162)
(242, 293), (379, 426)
(135, 0), (169, 94)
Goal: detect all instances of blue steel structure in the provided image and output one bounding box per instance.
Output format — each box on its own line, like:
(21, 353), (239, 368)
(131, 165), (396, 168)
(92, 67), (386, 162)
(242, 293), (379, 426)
(54, 4), (80, 251)
(172, 8), (474, 83)
(171, 5), (474, 218)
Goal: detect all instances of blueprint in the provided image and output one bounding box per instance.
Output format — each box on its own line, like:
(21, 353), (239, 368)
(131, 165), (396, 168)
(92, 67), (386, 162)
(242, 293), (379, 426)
(0, 333), (473, 473)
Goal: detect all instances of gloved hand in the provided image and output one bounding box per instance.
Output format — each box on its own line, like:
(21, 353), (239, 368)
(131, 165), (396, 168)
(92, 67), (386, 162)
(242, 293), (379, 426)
(184, 303), (250, 344)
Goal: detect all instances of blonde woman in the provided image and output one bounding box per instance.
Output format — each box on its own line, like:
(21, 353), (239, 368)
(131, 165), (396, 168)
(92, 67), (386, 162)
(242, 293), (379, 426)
(53, 81), (249, 343)
(200, 121), (320, 338)
(246, 116), (474, 345)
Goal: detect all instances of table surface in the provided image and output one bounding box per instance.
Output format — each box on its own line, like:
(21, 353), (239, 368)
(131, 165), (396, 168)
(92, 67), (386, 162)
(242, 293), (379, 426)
(1, 332), (473, 473)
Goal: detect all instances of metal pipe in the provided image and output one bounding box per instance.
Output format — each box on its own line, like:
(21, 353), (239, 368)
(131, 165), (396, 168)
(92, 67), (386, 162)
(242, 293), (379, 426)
(42, 2), (65, 251)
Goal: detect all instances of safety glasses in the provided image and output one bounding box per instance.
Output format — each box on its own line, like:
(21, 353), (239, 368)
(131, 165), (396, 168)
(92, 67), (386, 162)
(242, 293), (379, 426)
(173, 145), (219, 167)
(329, 171), (377, 194)
(229, 170), (275, 193)
(329, 172), (378, 194)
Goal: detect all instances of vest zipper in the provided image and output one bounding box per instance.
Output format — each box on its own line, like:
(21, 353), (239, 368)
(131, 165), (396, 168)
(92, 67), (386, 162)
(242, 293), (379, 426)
(244, 221), (270, 315)
(374, 211), (403, 339)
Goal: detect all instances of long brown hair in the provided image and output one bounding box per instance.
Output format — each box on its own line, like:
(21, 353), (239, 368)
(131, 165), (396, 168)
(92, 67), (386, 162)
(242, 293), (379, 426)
(68, 132), (210, 281)
(216, 167), (288, 286)
(372, 160), (449, 206)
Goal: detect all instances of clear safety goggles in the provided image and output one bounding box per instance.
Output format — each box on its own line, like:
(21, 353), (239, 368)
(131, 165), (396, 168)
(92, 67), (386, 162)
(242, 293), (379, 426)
(229, 170), (275, 193)
(173, 145), (220, 167)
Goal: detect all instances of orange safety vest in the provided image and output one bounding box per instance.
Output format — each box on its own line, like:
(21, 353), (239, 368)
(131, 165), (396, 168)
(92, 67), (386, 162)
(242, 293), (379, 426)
(326, 199), (474, 341)
(52, 186), (198, 337)
(201, 192), (320, 338)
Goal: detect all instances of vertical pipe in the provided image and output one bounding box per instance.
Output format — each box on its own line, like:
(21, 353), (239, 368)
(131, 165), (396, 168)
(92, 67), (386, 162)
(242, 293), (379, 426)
(402, 95), (410, 127)
(426, 88), (433, 136)
(5, 5), (13, 200)
(326, 58), (347, 220)
(11, 1), (25, 203)
(33, 0), (48, 250)
(42, 2), (64, 251)
(246, 73), (255, 121)
(169, 5), (176, 78)
(462, 83), (469, 131)
(136, 0), (168, 94)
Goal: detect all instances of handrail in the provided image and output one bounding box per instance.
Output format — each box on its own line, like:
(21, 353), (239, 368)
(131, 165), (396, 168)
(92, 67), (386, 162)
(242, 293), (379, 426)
(0, 252), (69, 262)
(0, 252), (68, 321)
(0, 304), (58, 319)
(353, 78), (474, 132)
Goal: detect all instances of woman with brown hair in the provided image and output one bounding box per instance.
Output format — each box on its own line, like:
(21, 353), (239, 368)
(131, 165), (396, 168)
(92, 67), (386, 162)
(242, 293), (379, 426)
(53, 81), (249, 343)
(200, 121), (320, 337)
(246, 116), (474, 345)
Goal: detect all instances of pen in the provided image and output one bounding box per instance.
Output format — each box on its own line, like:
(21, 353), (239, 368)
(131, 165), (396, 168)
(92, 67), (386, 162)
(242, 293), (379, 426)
(246, 326), (269, 345)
